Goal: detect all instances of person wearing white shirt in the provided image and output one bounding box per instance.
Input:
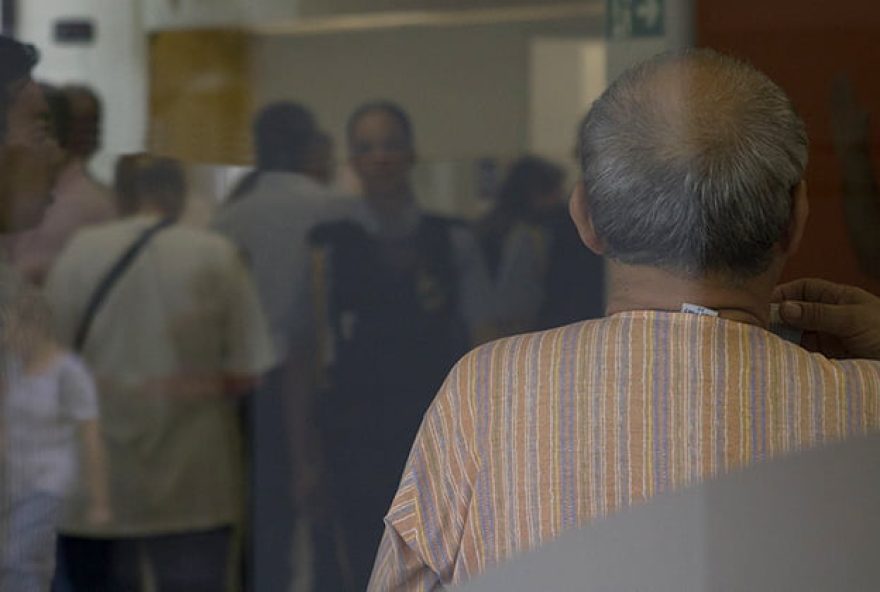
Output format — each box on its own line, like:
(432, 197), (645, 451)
(213, 102), (351, 591)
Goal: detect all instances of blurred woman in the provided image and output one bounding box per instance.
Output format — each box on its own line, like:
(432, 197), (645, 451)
(477, 155), (604, 335)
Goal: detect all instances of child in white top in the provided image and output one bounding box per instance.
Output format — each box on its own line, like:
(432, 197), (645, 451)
(0, 288), (108, 592)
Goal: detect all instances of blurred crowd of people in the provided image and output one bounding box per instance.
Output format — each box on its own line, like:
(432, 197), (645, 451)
(5, 28), (879, 592)
(0, 34), (604, 592)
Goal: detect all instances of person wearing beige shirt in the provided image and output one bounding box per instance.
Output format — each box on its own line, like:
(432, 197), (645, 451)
(46, 155), (275, 591)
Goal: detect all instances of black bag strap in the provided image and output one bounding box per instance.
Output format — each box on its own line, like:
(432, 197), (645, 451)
(73, 218), (173, 352)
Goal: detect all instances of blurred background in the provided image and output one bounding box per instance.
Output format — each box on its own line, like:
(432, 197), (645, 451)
(4, 1), (880, 591)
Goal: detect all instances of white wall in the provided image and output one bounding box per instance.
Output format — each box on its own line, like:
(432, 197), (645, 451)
(19, 0), (148, 183)
(251, 24), (532, 215)
(605, 0), (694, 80)
(141, 0), (301, 30)
(251, 25), (531, 164)
(250, 17), (604, 214)
(142, 0), (242, 30)
(529, 38), (606, 162)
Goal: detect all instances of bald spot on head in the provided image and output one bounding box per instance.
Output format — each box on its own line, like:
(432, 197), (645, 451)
(578, 49), (808, 279)
(610, 53), (794, 184)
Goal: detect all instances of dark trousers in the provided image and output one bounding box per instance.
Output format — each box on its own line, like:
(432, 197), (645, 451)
(247, 367), (295, 592)
(52, 527), (232, 592)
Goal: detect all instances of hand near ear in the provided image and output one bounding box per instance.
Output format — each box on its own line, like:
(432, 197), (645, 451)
(773, 278), (880, 360)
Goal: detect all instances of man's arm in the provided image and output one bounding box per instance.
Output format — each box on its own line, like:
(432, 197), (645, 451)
(61, 356), (110, 525)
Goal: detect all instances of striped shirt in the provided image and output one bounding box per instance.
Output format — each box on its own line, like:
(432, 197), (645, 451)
(368, 311), (880, 590)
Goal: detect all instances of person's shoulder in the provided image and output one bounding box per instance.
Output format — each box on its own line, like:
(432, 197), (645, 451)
(455, 320), (604, 376)
(217, 175), (354, 223)
(749, 330), (880, 389)
(64, 218), (129, 250)
(166, 225), (240, 257)
(829, 355), (880, 376)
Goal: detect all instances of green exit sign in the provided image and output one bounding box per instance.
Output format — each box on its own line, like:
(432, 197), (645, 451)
(607, 0), (665, 39)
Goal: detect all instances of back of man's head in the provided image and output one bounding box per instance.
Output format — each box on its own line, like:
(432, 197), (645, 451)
(114, 153), (186, 220)
(253, 101), (318, 173)
(0, 36), (39, 143)
(578, 49), (808, 280)
(61, 84), (102, 159)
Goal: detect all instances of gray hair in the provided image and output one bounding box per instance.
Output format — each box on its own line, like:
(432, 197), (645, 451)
(577, 49), (808, 279)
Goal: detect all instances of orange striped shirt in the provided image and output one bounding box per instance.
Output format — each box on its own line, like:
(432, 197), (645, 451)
(368, 311), (880, 590)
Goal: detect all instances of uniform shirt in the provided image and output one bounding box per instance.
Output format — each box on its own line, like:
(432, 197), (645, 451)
(45, 215), (275, 536)
(340, 200), (493, 343)
(368, 311), (880, 590)
(213, 172), (355, 361)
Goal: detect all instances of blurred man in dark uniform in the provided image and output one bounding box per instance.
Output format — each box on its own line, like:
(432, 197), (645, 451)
(309, 101), (492, 591)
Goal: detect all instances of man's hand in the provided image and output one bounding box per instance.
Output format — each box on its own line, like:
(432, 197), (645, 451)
(773, 278), (880, 360)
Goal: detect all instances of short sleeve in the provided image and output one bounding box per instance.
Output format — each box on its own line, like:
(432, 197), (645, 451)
(58, 354), (99, 421)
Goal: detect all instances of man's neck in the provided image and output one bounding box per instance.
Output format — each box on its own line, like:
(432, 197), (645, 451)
(605, 261), (781, 328)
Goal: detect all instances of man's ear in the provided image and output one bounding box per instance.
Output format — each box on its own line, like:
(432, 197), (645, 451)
(783, 180), (809, 257)
(569, 181), (605, 255)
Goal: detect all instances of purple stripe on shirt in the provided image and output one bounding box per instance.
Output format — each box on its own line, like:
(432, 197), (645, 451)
(617, 316), (632, 506)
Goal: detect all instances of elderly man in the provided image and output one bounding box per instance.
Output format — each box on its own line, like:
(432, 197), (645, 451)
(367, 49), (880, 591)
